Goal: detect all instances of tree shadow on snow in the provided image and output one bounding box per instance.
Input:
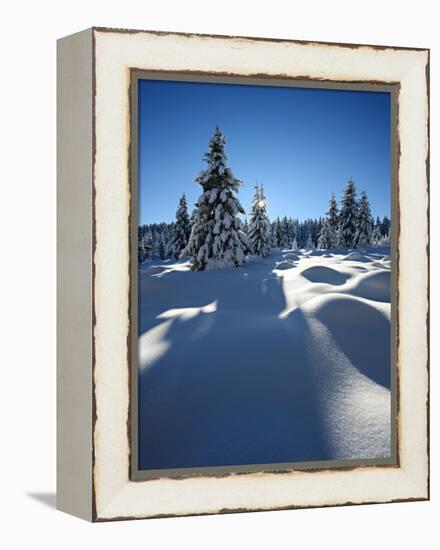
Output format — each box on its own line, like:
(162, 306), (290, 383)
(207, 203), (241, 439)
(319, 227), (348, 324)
(138, 258), (331, 470)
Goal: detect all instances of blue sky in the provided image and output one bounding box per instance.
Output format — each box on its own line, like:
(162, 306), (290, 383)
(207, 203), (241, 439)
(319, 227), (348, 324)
(138, 79), (391, 225)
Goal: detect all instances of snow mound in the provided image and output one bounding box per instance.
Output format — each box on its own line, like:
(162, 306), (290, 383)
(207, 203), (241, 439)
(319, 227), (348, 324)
(343, 251), (371, 262)
(300, 266), (350, 286)
(283, 252), (300, 261)
(311, 294), (390, 388)
(274, 260), (296, 270)
(348, 270), (391, 302)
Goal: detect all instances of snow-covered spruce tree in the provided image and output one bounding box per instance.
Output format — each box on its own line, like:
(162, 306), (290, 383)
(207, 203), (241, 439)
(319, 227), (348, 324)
(280, 217), (292, 249)
(145, 232), (154, 257)
(150, 235), (161, 260)
(138, 236), (147, 263)
(248, 184), (272, 257)
(167, 193), (191, 259)
(381, 216), (391, 237)
(269, 223), (275, 246)
(354, 191), (373, 247)
(158, 234), (167, 260)
(317, 218), (334, 249)
(184, 126), (248, 271)
(138, 231), (153, 262)
(305, 233), (315, 250)
(380, 233), (390, 246)
(372, 223), (382, 247)
(189, 209), (197, 229)
(327, 193), (339, 245)
(274, 218), (282, 248)
(291, 238), (299, 251)
(337, 177), (358, 248)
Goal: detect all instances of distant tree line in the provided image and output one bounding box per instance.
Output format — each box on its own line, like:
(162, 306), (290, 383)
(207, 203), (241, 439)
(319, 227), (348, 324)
(316, 179), (390, 250)
(138, 127), (391, 268)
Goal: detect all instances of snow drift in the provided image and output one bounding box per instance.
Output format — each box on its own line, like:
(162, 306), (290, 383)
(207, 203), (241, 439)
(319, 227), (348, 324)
(138, 247), (392, 470)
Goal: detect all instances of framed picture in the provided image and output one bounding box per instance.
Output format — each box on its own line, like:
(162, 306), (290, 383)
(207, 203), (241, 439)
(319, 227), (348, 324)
(57, 27), (429, 521)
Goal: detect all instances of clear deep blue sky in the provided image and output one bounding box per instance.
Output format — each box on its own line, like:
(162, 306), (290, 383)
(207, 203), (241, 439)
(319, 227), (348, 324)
(138, 79), (391, 225)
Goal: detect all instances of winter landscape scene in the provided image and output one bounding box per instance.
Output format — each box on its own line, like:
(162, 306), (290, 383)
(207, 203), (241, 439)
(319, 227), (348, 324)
(137, 80), (393, 471)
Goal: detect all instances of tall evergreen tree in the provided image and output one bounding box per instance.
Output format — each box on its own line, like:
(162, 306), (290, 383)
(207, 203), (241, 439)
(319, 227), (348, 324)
(158, 234), (167, 260)
(274, 217), (283, 248)
(317, 218), (334, 249)
(150, 235), (162, 260)
(280, 216), (291, 248)
(184, 126), (248, 271)
(380, 233), (390, 246)
(138, 231), (153, 262)
(189, 209), (197, 230)
(372, 223), (382, 247)
(354, 191), (373, 247)
(270, 221), (277, 247)
(373, 216), (382, 235)
(248, 185), (272, 257)
(338, 177), (358, 247)
(327, 193), (339, 244)
(167, 193), (191, 259)
(305, 233), (315, 250)
(381, 215), (391, 237)
(138, 236), (147, 263)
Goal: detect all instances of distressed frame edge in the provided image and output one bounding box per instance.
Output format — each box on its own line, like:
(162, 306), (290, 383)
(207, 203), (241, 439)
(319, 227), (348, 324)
(88, 28), (429, 522)
(425, 49), (431, 502)
(91, 25), (430, 53)
(57, 27), (94, 522)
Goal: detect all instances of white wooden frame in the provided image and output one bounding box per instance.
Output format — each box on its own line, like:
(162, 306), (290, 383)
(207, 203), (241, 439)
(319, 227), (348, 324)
(57, 27), (429, 522)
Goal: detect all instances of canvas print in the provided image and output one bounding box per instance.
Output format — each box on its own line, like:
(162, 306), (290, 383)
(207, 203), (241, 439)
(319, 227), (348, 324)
(135, 78), (394, 473)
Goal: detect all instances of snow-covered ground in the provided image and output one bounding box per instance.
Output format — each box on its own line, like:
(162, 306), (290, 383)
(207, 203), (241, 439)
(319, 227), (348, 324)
(138, 247), (392, 470)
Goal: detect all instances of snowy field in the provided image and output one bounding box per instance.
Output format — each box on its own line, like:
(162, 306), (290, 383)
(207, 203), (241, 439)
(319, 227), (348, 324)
(138, 247), (392, 470)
